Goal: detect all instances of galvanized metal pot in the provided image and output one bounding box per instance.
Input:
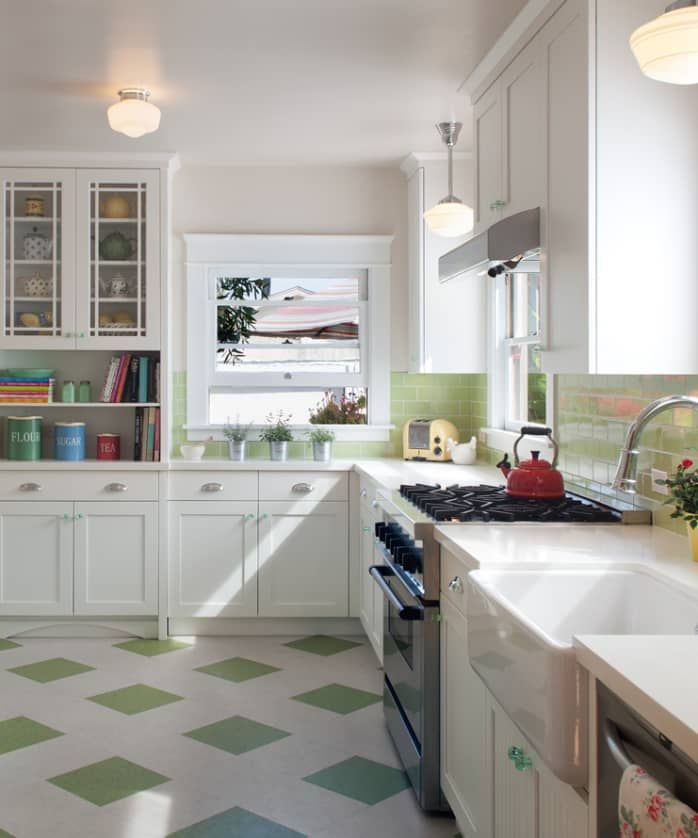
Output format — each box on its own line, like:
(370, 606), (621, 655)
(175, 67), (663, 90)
(269, 441), (288, 461)
(313, 441), (332, 462)
(228, 440), (247, 462)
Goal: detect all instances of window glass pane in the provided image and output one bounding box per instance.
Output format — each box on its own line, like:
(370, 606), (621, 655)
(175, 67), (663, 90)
(217, 302), (361, 373)
(210, 388), (367, 425)
(216, 275), (362, 302)
(508, 273), (541, 339)
(507, 343), (547, 425)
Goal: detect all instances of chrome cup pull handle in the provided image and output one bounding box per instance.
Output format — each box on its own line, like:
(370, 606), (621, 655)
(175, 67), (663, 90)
(360, 488), (367, 498)
(201, 482), (224, 493)
(448, 577), (464, 594)
(291, 482), (314, 494)
(105, 482), (128, 493)
(19, 482), (42, 492)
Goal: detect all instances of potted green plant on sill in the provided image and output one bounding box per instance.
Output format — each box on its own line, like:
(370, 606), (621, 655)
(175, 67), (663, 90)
(307, 428), (335, 463)
(660, 457), (698, 561)
(222, 416), (252, 462)
(260, 411), (294, 461)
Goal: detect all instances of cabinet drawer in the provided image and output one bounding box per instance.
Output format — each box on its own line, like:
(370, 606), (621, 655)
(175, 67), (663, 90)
(168, 471), (257, 500)
(441, 548), (469, 615)
(259, 471), (348, 502)
(359, 476), (380, 508)
(0, 472), (157, 501)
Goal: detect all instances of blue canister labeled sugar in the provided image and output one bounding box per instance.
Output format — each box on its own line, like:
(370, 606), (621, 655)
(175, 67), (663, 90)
(54, 421), (86, 461)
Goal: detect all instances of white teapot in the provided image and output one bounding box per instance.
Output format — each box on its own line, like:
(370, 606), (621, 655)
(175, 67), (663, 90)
(448, 435), (477, 465)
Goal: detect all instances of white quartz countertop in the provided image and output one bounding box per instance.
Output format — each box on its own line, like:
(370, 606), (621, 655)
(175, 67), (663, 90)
(435, 522), (698, 760)
(574, 635), (698, 762)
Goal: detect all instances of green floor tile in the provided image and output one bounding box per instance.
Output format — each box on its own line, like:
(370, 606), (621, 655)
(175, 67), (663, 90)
(49, 756), (170, 806)
(303, 756), (410, 805)
(194, 656), (281, 683)
(87, 683), (184, 715)
(292, 683), (382, 715)
(0, 639), (20, 651)
(284, 635), (362, 656)
(184, 715), (290, 755)
(113, 639), (192, 657)
(8, 658), (94, 683)
(168, 805), (305, 837)
(0, 716), (63, 755)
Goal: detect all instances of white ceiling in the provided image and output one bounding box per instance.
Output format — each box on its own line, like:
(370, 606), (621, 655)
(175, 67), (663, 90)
(0, 0), (527, 166)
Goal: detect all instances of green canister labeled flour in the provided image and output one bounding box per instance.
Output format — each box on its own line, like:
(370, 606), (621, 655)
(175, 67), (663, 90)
(7, 416), (42, 461)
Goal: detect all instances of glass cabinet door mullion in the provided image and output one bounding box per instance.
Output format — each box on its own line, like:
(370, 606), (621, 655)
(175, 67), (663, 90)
(136, 183), (142, 336)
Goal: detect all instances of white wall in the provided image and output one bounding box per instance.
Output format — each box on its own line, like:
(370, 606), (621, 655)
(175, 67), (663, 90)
(171, 165), (408, 371)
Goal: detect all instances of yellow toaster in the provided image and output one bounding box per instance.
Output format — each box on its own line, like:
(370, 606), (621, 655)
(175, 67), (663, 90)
(403, 419), (459, 462)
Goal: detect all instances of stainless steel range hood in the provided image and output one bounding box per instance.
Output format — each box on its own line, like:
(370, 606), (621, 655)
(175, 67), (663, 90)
(439, 207), (541, 282)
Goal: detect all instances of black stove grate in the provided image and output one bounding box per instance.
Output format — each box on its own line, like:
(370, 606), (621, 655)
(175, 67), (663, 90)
(399, 483), (620, 523)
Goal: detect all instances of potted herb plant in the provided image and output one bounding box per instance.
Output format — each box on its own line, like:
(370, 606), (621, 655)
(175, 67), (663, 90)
(661, 458), (698, 561)
(307, 428), (335, 462)
(260, 410), (294, 461)
(222, 416), (252, 462)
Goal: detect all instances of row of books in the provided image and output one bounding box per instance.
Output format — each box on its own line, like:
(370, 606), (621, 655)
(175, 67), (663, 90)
(134, 406), (160, 461)
(100, 355), (160, 403)
(0, 376), (54, 404)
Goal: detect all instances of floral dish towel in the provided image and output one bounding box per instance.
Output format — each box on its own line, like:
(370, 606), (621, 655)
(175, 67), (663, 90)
(619, 764), (698, 837)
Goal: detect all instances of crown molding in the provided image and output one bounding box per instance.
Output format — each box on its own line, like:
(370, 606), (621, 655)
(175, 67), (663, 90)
(0, 150), (180, 172)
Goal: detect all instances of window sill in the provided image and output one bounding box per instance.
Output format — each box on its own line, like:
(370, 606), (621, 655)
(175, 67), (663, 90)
(184, 424), (394, 443)
(481, 427), (553, 458)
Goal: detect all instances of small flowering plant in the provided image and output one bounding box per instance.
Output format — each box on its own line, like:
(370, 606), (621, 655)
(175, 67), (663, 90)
(661, 458), (698, 529)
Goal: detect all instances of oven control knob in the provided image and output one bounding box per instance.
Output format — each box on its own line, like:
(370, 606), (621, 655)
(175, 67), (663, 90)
(433, 446), (443, 457)
(401, 551), (421, 573)
(448, 576), (464, 594)
(434, 436), (441, 444)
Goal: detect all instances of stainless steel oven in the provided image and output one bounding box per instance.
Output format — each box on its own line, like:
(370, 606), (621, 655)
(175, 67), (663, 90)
(370, 521), (447, 812)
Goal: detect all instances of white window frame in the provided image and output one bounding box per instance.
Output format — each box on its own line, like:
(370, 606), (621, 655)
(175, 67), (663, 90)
(183, 234), (393, 442)
(484, 267), (555, 454)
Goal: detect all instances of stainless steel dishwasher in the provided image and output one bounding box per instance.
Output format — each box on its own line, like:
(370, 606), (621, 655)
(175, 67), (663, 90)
(597, 682), (698, 835)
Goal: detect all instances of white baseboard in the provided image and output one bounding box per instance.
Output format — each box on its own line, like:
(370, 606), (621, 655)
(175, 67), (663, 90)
(1, 618), (158, 639)
(168, 617), (364, 637)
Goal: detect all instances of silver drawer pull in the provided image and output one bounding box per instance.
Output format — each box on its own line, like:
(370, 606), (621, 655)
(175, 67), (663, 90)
(19, 482), (42, 492)
(201, 482), (224, 493)
(360, 488), (367, 498)
(105, 482), (128, 493)
(291, 482), (314, 494)
(371, 500), (379, 509)
(448, 576), (464, 594)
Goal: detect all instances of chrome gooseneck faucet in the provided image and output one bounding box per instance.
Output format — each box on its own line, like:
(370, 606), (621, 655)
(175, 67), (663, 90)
(611, 395), (698, 493)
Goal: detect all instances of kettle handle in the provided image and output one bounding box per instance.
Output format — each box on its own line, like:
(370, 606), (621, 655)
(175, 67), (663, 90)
(513, 426), (559, 468)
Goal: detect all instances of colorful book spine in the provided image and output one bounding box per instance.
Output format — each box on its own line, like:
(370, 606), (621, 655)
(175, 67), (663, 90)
(153, 408), (160, 462)
(113, 353), (131, 403)
(146, 407), (156, 461)
(138, 357), (149, 404)
(100, 356), (120, 401)
(134, 408), (143, 461)
(128, 357), (139, 402)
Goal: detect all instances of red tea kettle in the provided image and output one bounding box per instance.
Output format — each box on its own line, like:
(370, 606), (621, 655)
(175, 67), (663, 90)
(496, 426), (565, 499)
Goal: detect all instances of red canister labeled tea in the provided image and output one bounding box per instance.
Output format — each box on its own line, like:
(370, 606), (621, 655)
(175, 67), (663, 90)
(96, 433), (120, 460)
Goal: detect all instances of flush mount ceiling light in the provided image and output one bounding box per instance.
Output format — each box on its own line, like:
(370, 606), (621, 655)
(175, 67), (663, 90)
(423, 122), (474, 238)
(630, 0), (698, 84)
(107, 88), (161, 138)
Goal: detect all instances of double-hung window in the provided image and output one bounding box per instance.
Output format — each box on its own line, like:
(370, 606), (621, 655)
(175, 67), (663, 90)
(184, 235), (392, 440)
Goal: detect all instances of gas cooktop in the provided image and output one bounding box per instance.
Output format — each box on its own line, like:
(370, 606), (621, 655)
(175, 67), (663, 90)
(399, 483), (622, 524)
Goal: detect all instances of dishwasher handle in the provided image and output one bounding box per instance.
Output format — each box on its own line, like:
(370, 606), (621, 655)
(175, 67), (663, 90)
(604, 717), (697, 779)
(369, 565), (424, 622)
(604, 719), (633, 772)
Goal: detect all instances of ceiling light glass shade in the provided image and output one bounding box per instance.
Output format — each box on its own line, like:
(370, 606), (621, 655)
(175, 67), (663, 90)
(630, 6), (698, 84)
(107, 89), (161, 138)
(424, 200), (475, 238)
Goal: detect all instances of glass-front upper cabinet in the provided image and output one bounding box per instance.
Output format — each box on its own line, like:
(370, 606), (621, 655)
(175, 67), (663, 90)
(76, 169), (160, 349)
(0, 168), (77, 347)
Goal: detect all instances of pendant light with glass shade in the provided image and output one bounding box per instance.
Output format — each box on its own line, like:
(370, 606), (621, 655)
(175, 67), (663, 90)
(630, 0), (698, 84)
(107, 88), (161, 138)
(423, 122), (475, 238)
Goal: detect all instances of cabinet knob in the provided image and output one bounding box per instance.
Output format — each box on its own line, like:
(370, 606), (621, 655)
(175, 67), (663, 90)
(508, 746), (532, 771)
(448, 576), (464, 594)
(360, 489), (367, 498)
(19, 482), (42, 492)
(371, 500), (379, 509)
(245, 513), (256, 521)
(64, 331), (72, 338)
(105, 482), (128, 493)
(259, 512), (269, 520)
(75, 513), (84, 520)
(362, 526), (371, 533)
(291, 482), (314, 494)
(63, 513), (71, 521)
(201, 482), (224, 493)
(79, 332), (85, 339)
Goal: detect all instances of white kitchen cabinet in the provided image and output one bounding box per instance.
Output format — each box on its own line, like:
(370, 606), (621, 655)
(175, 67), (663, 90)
(473, 85), (503, 233)
(169, 501), (258, 618)
(469, 0), (698, 374)
(402, 153), (486, 374)
(74, 501), (157, 616)
(258, 500), (348, 618)
(491, 701), (538, 838)
(0, 501), (73, 616)
(440, 596), (491, 838)
(358, 486), (382, 661)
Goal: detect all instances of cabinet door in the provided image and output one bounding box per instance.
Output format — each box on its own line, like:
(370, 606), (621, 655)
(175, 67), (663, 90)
(359, 500), (383, 661)
(74, 502), (157, 615)
(440, 598), (491, 838)
(500, 41), (546, 218)
(169, 501), (258, 617)
(406, 165), (426, 373)
(0, 168), (77, 348)
(473, 85), (503, 232)
(538, 762), (588, 838)
(258, 501), (348, 617)
(75, 169), (160, 350)
(492, 702), (538, 838)
(0, 501), (73, 615)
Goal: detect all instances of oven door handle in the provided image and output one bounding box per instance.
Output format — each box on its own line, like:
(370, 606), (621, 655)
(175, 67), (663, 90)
(369, 565), (424, 621)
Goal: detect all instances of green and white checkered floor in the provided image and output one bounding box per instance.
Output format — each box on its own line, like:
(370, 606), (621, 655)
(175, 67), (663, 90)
(0, 634), (457, 837)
